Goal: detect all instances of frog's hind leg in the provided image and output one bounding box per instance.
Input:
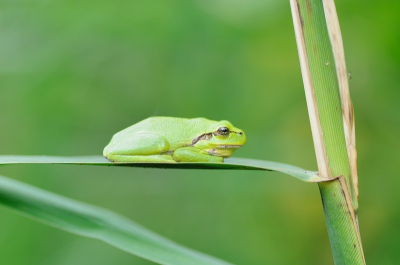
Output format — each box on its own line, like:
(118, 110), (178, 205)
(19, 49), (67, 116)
(104, 133), (176, 163)
(106, 154), (176, 163)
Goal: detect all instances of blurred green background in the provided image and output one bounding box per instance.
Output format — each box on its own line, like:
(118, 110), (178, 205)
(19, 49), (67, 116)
(0, 0), (399, 264)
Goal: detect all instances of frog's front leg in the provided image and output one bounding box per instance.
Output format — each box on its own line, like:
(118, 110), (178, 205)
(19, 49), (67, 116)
(173, 147), (224, 162)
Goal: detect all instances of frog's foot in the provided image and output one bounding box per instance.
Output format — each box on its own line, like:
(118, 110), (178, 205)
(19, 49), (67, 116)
(173, 147), (224, 163)
(106, 154), (177, 163)
(206, 155), (224, 163)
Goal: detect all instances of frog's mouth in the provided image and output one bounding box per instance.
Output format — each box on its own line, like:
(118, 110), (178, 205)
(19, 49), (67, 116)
(216, 145), (242, 149)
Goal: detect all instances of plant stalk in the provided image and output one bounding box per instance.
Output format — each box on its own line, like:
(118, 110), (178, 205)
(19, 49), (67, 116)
(290, 0), (365, 263)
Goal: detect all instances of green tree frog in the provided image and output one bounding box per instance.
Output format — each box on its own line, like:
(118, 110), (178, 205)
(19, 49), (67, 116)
(104, 117), (246, 163)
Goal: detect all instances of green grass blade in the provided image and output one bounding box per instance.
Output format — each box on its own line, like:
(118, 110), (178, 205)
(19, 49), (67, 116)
(0, 155), (321, 182)
(0, 174), (232, 265)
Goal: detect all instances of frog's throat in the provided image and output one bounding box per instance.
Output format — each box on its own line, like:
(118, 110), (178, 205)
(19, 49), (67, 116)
(206, 146), (241, 158)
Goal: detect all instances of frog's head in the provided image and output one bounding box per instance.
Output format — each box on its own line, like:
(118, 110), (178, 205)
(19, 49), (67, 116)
(192, 120), (246, 158)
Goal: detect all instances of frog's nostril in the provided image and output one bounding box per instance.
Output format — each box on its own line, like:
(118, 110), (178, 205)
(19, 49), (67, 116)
(238, 132), (243, 135)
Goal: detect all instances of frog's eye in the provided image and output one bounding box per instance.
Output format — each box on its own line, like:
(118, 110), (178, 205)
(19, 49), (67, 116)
(217, 127), (230, 135)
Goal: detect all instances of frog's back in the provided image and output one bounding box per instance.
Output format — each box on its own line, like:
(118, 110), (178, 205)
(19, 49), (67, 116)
(114, 117), (216, 140)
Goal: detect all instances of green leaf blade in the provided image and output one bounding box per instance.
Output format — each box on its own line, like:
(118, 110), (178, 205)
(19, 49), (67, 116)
(0, 155), (321, 182)
(0, 175), (232, 265)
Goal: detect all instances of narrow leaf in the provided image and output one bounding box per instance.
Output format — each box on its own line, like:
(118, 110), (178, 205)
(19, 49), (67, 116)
(0, 155), (322, 182)
(0, 175), (232, 265)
